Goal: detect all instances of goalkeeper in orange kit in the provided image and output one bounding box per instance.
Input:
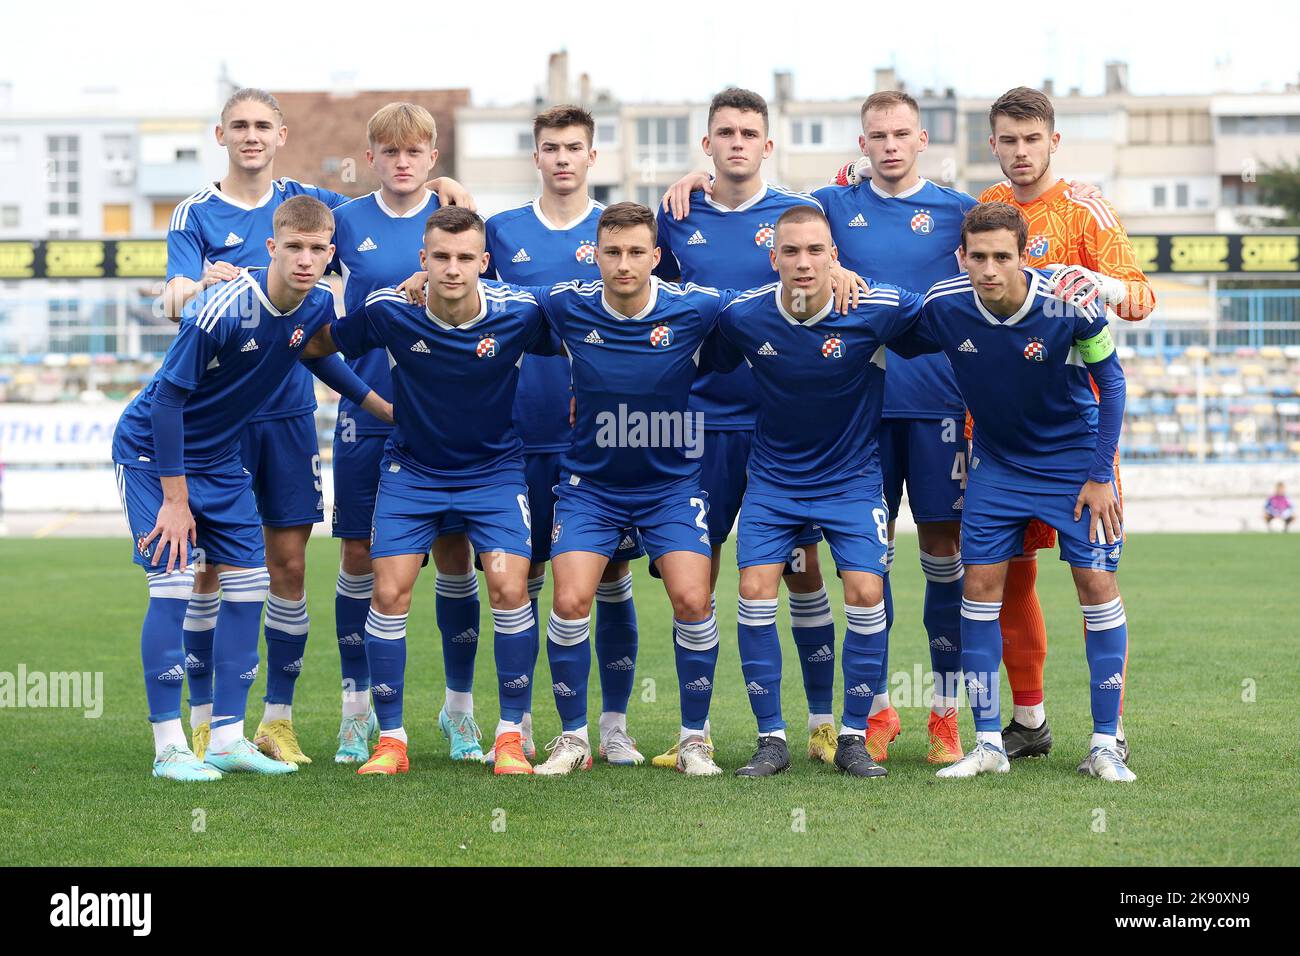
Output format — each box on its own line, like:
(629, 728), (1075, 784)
(974, 86), (1153, 765)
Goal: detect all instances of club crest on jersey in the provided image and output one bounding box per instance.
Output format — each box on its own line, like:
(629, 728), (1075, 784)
(289, 325), (305, 348)
(910, 210), (934, 235)
(476, 335), (498, 358)
(753, 222), (775, 248)
(1023, 337), (1047, 362)
(821, 335), (845, 359)
(574, 240), (596, 265)
(136, 535), (152, 558)
(650, 325), (673, 348)
(1028, 234), (1050, 258)
(551, 520), (563, 544)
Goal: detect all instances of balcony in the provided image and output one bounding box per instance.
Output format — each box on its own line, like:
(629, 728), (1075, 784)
(137, 160), (204, 197)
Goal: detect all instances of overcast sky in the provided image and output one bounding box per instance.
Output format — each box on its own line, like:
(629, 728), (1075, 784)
(10, 0), (1299, 115)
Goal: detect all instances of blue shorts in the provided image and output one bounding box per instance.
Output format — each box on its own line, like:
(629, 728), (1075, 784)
(370, 456), (533, 561)
(881, 416), (966, 525)
(550, 474), (709, 565)
(961, 476), (1124, 571)
(115, 462), (264, 570)
(702, 429), (820, 547)
(331, 432), (388, 540)
(240, 412), (323, 528)
(738, 484), (890, 575)
(523, 452), (644, 564)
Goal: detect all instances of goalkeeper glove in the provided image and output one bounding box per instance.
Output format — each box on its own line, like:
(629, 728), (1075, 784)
(832, 156), (872, 187)
(1045, 263), (1127, 310)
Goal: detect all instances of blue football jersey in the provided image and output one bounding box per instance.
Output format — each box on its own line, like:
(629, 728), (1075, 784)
(330, 280), (550, 487)
(914, 269), (1111, 494)
(167, 177), (350, 423)
(113, 268), (337, 474)
(486, 199), (604, 454)
(713, 282), (923, 496)
(812, 179), (977, 420)
(332, 189), (439, 435)
(656, 183), (822, 430)
(536, 278), (732, 491)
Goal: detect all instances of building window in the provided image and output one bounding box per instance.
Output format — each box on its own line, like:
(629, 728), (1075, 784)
(0, 205), (17, 228)
(516, 131), (534, 153)
(103, 203), (131, 235)
(791, 119), (825, 146)
(1175, 183), (1189, 208)
(919, 108), (956, 144)
(1218, 114), (1300, 136)
(47, 134), (81, 218)
(596, 120), (618, 146)
(103, 133), (131, 164)
(635, 117), (689, 168)
(0, 136), (19, 163)
(1221, 175), (1259, 207)
(634, 184), (670, 208)
(175, 147), (198, 162)
(1153, 185), (1167, 208)
(966, 111), (990, 164)
(592, 184), (617, 204)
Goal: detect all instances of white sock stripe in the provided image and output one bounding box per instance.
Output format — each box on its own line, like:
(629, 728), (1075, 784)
(919, 551), (964, 583)
(336, 571), (374, 599)
(674, 615), (720, 651)
(217, 568), (269, 602)
(737, 597), (779, 627)
(492, 604), (535, 634)
(788, 588), (833, 627)
(1081, 598), (1127, 629)
(595, 573), (635, 602)
(365, 608), (407, 640)
(527, 574), (545, 598)
(146, 569), (195, 600)
(547, 612), (590, 646)
(961, 598), (1003, 621)
(886, 542), (896, 572)
(435, 572), (479, 598)
(845, 602), (888, 635)
(787, 587), (830, 608)
(186, 592), (221, 608)
(265, 594), (310, 635)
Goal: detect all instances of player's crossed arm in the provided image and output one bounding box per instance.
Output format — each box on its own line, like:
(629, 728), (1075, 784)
(300, 319), (394, 424)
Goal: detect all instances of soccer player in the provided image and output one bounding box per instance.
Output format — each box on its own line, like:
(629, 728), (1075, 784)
(164, 88), (469, 764)
(524, 203), (735, 776)
(706, 205), (926, 778)
(897, 202), (1134, 783)
(975, 87), (1154, 763)
(483, 106), (645, 767)
(1264, 483), (1294, 532)
(654, 88), (843, 767)
(113, 196), (391, 780)
(304, 206), (553, 776)
(328, 103), (487, 766)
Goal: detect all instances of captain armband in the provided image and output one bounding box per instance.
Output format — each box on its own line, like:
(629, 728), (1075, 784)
(1075, 325), (1115, 363)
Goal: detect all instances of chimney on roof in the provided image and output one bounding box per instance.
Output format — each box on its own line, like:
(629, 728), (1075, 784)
(547, 51), (569, 104)
(1105, 60), (1129, 95)
(1042, 78), (1055, 97)
(579, 72), (591, 105)
(1069, 86), (1081, 97)
(773, 70), (794, 106)
(874, 67), (897, 92)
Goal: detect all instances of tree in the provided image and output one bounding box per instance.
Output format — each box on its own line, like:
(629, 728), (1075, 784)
(1257, 159), (1300, 226)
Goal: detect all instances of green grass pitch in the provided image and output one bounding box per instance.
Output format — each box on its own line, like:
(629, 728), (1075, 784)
(1, 533), (1295, 866)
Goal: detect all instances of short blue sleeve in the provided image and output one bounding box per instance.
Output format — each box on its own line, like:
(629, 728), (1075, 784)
(166, 217), (205, 282)
(330, 304), (383, 360)
(160, 314), (226, 391)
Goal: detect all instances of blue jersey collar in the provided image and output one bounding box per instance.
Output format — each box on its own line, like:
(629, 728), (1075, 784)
(869, 176), (928, 201)
(424, 282), (488, 330)
(974, 269), (1039, 327)
(602, 276), (660, 320)
(531, 197), (597, 231)
(375, 188), (434, 219)
(703, 181), (768, 213)
(247, 267), (306, 317)
(774, 282), (833, 326)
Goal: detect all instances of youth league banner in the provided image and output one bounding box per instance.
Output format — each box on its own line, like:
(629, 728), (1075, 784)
(0, 402), (128, 465)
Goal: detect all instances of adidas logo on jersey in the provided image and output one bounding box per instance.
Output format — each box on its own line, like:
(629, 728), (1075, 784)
(552, 681), (577, 697)
(241, 338), (258, 353)
(224, 232), (244, 246)
(159, 664), (185, 681)
(356, 236), (378, 252)
(605, 656), (635, 671)
(958, 339), (978, 353)
(206, 356), (220, 370)
(584, 329), (605, 344)
(966, 676), (987, 694)
(617, 534), (636, 551)
(183, 654), (204, 670)
(952, 495), (964, 511)
(684, 676), (712, 692)
(846, 682), (874, 697)
(240, 664), (259, 681)
(372, 683), (396, 697)
(930, 635), (957, 651)
(848, 214), (868, 228)
(410, 339), (430, 353)
(503, 675), (530, 689)
(745, 680), (769, 696)
(283, 657), (303, 673)
(339, 632), (364, 646)
(1099, 672), (1124, 690)
(512, 248), (531, 263)
(451, 628), (478, 644)
(686, 230), (707, 245)
(807, 644), (833, 663)
(757, 342), (778, 356)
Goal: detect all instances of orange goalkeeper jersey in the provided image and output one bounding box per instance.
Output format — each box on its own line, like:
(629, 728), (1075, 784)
(979, 178), (1155, 321)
